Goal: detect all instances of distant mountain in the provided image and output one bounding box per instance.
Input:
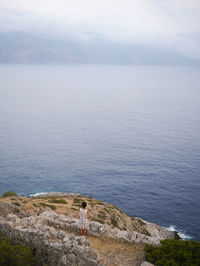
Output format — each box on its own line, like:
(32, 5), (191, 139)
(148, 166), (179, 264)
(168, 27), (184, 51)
(0, 32), (200, 65)
(0, 32), (86, 64)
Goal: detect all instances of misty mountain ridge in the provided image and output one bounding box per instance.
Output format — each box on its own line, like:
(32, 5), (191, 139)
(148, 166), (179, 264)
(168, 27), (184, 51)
(0, 32), (200, 66)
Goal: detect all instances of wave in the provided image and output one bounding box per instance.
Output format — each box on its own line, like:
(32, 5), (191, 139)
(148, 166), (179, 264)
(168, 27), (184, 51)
(28, 192), (53, 197)
(167, 225), (193, 240)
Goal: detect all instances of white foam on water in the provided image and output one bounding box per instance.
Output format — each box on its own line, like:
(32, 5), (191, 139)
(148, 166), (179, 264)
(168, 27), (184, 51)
(167, 225), (193, 240)
(28, 192), (53, 197)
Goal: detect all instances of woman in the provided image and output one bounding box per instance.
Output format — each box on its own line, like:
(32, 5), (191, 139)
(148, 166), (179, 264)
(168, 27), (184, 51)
(78, 201), (91, 236)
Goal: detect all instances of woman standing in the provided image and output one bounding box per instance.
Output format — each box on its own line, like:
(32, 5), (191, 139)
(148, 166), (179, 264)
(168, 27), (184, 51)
(78, 201), (91, 236)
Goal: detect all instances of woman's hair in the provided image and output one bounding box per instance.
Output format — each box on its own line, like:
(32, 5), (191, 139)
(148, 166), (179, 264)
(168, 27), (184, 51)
(82, 201), (87, 208)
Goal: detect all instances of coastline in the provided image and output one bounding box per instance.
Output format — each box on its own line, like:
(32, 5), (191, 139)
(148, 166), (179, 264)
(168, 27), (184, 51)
(0, 191), (183, 265)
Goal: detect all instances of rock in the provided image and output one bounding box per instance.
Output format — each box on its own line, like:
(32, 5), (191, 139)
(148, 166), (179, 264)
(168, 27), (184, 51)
(99, 223), (111, 235)
(74, 236), (89, 246)
(0, 214), (101, 266)
(0, 201), (17, 216)
(141, 261), (154, 266)
(83, 259), (98, 266)
(0, 193), (178, 265)
(71, 246), (85, 258)
(39, 211), (58, 219)
(65, 253), (76, 264)
(90, 221), (101, 233)
(57, 230), (66, 239)
(174, 231), (181, 239)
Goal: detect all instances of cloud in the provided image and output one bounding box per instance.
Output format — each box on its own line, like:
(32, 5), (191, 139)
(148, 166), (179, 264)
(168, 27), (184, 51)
(0, 0), (200, 58)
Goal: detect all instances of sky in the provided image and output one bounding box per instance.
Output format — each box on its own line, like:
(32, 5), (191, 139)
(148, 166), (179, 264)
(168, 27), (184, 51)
(0, 0), (200, 59)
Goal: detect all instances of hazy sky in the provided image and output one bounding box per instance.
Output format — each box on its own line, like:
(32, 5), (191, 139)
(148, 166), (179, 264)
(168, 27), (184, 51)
(0, 0), (200, 58)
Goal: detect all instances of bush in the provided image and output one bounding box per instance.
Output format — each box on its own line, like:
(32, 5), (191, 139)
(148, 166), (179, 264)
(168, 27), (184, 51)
(39, 203), (56, 210)
(0, 231), (42, 266)
(2, 191), (18, 198)
(49, 199), (67, 204)
(111, 216), (118, 227)
(145, 239), (200, 266)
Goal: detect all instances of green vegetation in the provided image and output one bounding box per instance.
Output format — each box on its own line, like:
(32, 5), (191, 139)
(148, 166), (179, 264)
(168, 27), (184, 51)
(131, 222), (139, 231)
(2, 191), (18, 198)
(72, 203), (81, 207)
(95, 211), (106, 224)
(97, 211), (106, 219)
(0, 231), (42, 265)
(136, 218), (145, 226)
(103, 207), (109, 213)
(145, 239), (200, 266)
(13, 202), (21, 206)
(93, 219), (105, 224)
(141, 228), (151, 237)
(123, 225), (127, 231)
(112, 205), (124, 215)
(73, 198), (83, 203)
(49, 199), (67, 204)
(95, 200), (104, 205)
(70, 207), (77, 211)
(39, 203), (56, 210)
(73, 198), (82, 203)
(111, 216), (118, 228)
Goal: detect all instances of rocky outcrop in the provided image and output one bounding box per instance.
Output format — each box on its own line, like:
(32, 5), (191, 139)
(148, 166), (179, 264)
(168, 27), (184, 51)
(0, 193), (177, 265)
(34, 211), (174, 245)
(0, 213), (101, 266)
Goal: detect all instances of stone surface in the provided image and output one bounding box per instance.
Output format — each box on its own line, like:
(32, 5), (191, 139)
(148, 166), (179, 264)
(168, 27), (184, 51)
(0, 213), (101, 266)
(0, 193), (177, 265)
(141, 261), (155, 266)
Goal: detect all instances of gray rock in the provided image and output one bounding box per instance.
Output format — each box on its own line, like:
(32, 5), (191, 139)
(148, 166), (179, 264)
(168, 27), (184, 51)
(0, 199), (177, 265)
(141, 261), (154, 266)
(90, 221), (100, 232)
(71, 246), (85, 258)
(0, 214), (100, 266)
(57, 230), (66, 239)
(83, 259), (98, 266)
(75, 236), (89, 246)
(65, 253), (76, 264)
(0, 201), (17, 217)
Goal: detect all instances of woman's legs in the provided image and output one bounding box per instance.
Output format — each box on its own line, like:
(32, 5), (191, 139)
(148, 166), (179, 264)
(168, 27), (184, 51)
(83, 229), (87, 236)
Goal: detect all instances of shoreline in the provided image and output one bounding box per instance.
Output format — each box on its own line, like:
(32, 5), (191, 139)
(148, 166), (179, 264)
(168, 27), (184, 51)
(0, 190), (193, 265)
(2, 191), (186, 241)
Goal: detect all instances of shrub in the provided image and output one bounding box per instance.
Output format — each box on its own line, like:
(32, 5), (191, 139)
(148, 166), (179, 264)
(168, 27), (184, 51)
(72, 204), (81, 208)
(13, 202), (20, 206)
(93, 218), (104, 224)
(145, 239), (200, 266)
(111, 216), (118, 227)
(70, 207), (77, 211)
(136, 218), (145, 226)
(39, 203), (56, 210)
(0, 231), (42, 265)
(73, 198), (82, 203)
(49, 199), (67, 204)
(2, 191), (18, 198)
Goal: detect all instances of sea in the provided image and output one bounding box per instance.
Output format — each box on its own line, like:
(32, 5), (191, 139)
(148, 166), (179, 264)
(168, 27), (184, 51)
(0, 64), (199, 241)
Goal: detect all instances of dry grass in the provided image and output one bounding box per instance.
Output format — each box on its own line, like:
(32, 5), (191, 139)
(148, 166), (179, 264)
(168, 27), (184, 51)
(88, 236), (144, 266)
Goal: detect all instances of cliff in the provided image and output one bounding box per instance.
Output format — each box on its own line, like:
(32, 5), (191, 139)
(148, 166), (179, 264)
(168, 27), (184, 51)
(0, 192), (176, 266)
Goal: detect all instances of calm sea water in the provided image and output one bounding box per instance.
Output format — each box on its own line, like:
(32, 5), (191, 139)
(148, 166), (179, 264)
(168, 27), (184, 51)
(0, 64), (200, 240)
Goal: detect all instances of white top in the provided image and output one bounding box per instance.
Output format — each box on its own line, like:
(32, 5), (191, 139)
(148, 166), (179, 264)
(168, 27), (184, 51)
(79, 208), (87, 219)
